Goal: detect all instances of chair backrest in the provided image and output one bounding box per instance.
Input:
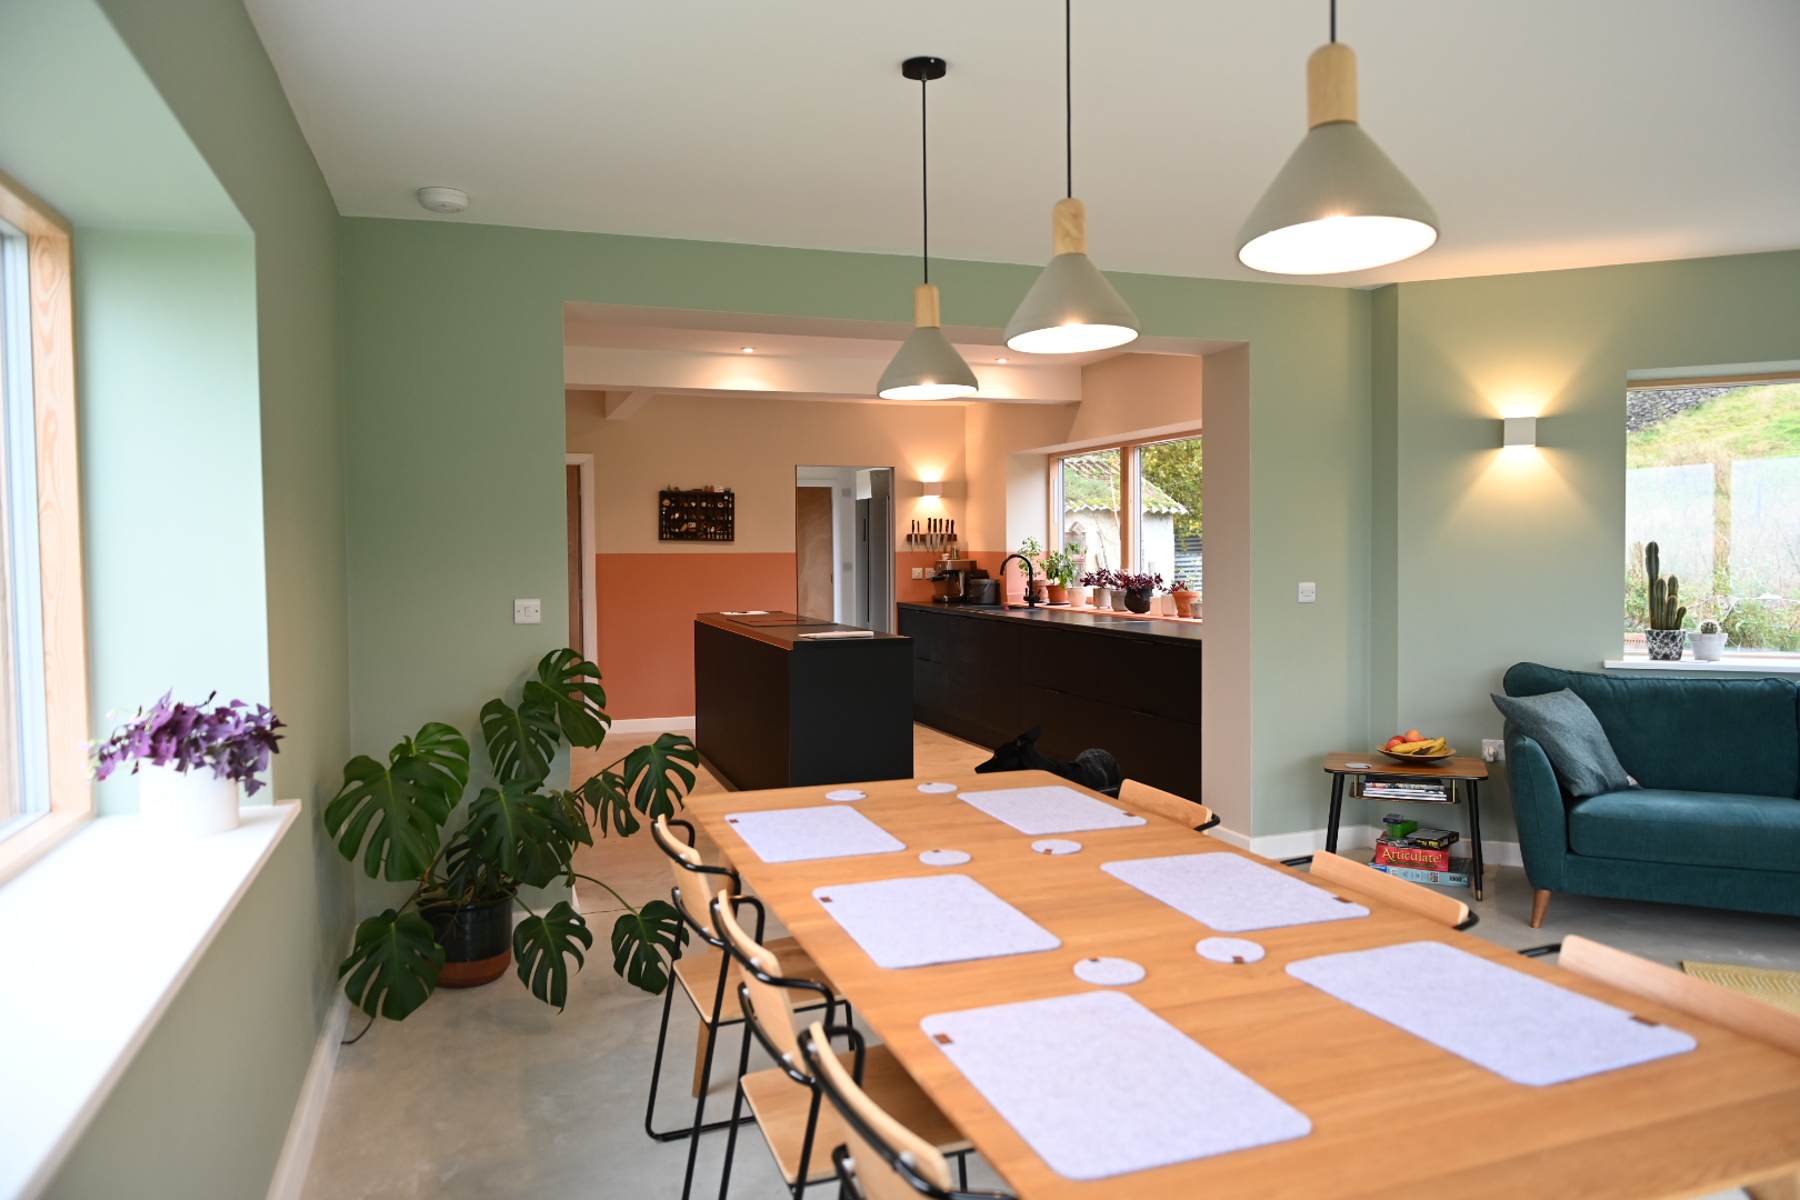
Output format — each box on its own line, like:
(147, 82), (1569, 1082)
(1309, 849), (1471, 929)
(713, 890), (805, 1065)
(653, 815), (729, 937)
(1559, 934), (1800, 1056)
(802, 1021), (956, 1200)
(1117, 778), (1215, 830)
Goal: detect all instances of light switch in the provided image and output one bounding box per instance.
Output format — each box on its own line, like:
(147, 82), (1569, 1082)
(1298, 582), (1316, 603)
(514, 598), (542, 624)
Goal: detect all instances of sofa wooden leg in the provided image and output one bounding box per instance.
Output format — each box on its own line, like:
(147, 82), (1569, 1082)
(1747, 1169), (1800, 1200)
(1530, 890), (1552, 929)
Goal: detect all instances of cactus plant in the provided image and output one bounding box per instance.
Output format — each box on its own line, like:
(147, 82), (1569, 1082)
(1644, 541), (1686, 630)
(1699, 619), (1722, 635)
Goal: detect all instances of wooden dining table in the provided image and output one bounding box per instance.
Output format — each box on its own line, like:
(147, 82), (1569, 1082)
(685, 769), (1800, 1200)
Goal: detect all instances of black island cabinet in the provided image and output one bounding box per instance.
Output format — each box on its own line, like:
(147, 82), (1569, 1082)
(898, 602), (1202, 799)
(694, 612), (913, 791)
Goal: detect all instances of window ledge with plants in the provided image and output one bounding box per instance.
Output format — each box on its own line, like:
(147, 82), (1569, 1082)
(1605, 654), (1800, 675)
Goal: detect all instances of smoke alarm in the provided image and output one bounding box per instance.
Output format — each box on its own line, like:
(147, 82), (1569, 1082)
(416, 187), (469, 214)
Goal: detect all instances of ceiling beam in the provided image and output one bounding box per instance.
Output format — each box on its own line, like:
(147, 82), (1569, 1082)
(603, 389), (655, 420)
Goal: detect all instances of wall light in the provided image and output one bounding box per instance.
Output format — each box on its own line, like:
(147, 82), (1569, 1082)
(1502, 416), (1537, 447)
(922, 481), (944, 496)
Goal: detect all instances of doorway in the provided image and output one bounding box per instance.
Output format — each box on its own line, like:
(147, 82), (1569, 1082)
(795, 466), (895, 632)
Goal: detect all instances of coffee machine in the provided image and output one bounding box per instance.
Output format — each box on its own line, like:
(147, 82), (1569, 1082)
(929, 558), (989, 604)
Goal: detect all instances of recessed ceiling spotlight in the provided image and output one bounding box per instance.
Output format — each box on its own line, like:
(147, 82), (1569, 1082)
(416, 186), (469, 214)
(996, 357), (1009, 363)
(740, 346), (756, 353)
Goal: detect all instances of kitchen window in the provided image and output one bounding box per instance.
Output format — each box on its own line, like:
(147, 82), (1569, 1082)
(0, 169), (92, 882)
(1625, 374), (1800, 657)
(1053, 434), (1201, 590)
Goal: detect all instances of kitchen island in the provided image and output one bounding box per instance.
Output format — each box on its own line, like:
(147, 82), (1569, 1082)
(694, 612), (913, 790)
(897, 602), (1201, 798)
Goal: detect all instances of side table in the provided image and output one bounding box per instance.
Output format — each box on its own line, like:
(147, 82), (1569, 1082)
(1322, 752), (1491, 900)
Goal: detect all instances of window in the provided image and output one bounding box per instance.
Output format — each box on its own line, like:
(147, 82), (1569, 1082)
(0, 169), (91, 882)
(1054, 435), (1201, 589)
(1625, 375), (1800, 655)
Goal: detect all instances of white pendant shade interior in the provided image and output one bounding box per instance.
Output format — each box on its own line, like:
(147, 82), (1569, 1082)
(1004, 0), (1139, 355)
(877, 56), (978, 402)
(1237, 33), (1438, 275)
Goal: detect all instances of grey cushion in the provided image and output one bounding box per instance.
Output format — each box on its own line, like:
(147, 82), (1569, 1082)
(1490, 689), (1632, 799)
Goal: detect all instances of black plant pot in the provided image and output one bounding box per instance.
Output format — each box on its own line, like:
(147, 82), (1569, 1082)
(1123, 587), (1153, 614)
(425, 895), (514, 987)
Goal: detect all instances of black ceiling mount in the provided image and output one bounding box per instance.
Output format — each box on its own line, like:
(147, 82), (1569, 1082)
(900, 56), (947, 81)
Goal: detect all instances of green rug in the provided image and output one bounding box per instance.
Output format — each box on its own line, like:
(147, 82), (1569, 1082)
(1682, 960), (1800, 1016)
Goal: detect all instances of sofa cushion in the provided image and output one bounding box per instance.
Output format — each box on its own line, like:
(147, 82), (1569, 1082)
(1504, 663), (1800, 798)
(1568, 789), (1800, 871)
(1490, 689), (1632, 798)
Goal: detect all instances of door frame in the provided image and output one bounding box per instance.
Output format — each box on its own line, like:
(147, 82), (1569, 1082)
(565, 453), (597, 661)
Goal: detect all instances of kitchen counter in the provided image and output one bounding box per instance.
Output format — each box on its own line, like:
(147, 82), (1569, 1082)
(896, 601), (1203, 643)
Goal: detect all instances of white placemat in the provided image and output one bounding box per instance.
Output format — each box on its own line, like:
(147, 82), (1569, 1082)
(1101, 852), (1370, 933)
(921, 990), (1311, 1180)
(1286, 941), (1699, 1086)
(959, 785), (1148, 835)
(724, 806), (906, 864)
(812, 874), (1060, 968)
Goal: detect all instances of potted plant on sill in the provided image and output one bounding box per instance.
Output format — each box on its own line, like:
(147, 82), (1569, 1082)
(1642, 541), (1688, 661)
(1080, 568), (1114, 610)
(91, 693), (285, 837)
(325, 648), (700, 1022)
(1118, 572), (1164, 614)
(1041, 548), (1078, 605)
(1692, 618), (1727, 662)
(1169, 579), (1199, 619)
(1015, 537), (1048, 603)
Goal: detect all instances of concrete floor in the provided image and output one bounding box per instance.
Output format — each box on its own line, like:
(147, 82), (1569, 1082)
(299, 725), (1793, 1200)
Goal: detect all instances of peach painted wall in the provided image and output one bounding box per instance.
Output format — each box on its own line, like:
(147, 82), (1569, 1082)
(1069, 352), (1205, 444)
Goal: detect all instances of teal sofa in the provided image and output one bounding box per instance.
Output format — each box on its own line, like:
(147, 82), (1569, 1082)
(1502, 662), (1800, 927)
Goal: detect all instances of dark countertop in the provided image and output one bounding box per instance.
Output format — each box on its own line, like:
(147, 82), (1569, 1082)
(696, 611), (906, 650)
(897, 601), (1204, 644)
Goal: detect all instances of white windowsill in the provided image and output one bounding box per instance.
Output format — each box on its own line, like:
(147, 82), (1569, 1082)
(0, 802), (300, 1200)
(1605, 656), (1800, 675)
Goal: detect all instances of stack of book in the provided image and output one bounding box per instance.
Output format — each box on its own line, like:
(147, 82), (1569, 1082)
(1360, 775), (1452, 803)
(1368, 816), (1472, 886)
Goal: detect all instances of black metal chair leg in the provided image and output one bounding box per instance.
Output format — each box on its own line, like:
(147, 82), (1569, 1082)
(958, 1152), (968, 1190)
(714, 1022), (757, 1200)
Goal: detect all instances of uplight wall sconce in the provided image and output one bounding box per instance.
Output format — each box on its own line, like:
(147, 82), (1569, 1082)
(922, 481), (944, 496)
(1502, 416), (1538, 448)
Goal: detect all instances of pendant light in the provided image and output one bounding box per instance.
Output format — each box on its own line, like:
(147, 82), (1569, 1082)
(1003, 0), (1139, 356)
(1236, 0), (1438, 275)
(877, 57), (979, 401)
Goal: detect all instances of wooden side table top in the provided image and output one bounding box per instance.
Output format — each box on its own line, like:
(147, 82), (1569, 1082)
(1324, 751), (1490, 780)
(684, 769), (1800, 1200)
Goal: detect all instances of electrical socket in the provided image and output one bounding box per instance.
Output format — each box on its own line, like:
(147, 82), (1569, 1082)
(513, 598), (542, 625)
(1482, 738), (1505, 762)
(912, 568), (925, 580)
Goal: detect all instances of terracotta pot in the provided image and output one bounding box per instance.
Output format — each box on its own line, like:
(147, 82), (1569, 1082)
(1046, 584), (1068, 605)
(426, 896), (514, 987)
(1171, 589), (1197, 614)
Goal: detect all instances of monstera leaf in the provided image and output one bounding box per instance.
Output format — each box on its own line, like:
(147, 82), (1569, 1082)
(480, 696), (560, 786)
(323, 723), (470, 881)
(461, 778), (582, 889)
(572, 768), (638, 837)
(611, 899), (688, 994)
(619, 734), (700, 820)
(522, 648), (610, 749)
(513, 901), (594, 1010)
(339, 909), (445, 1020)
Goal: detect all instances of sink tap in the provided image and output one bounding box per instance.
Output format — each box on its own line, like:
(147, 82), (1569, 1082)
(997, 554), (1039, 608)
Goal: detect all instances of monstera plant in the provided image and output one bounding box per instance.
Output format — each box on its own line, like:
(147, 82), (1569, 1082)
(325, 648), (700, 1022)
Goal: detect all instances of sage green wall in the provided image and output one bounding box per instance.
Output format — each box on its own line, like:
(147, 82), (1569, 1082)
(340, 218), (1371, 839)
(0, 0), (353, 1196)
(1378, 249), (1800, 843)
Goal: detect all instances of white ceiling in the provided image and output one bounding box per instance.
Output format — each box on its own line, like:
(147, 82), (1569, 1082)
(245, 0), (1800, 286)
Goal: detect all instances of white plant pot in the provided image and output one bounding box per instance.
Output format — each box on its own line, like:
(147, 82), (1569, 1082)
(1098, 589), (1118, 611)
(139, 763), (240, 837)
(1691, 632), (1728, 662)
(1067, 586), (1089, 606)
(1187, 600), (1204, 620)
(1155, 595), (1176, 616)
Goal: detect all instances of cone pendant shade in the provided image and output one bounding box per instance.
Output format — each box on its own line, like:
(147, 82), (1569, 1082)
(1005, 198), (1140, 354)
(878, 284), (978, 401)
(1237, 43), (1437, 275)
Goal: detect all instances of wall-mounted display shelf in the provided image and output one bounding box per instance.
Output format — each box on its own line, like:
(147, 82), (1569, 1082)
(660, 488), (734, 542)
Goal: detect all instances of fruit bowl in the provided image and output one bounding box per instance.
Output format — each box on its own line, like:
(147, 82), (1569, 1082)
(1376, 745), (1457, 764)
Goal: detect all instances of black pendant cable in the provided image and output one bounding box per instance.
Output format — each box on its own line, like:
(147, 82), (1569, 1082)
(876, 56), (979, 400)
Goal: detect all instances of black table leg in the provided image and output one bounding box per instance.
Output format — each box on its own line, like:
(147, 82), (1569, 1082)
(1325, 773), (1346, 854)
(1466, 779), (1484, 902)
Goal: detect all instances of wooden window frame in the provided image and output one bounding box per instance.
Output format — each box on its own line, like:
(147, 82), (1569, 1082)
(0, 168), (92, 886)
(1048, 432), (1203, 574)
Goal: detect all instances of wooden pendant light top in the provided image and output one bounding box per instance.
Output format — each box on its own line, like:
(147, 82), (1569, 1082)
(913, 282), (942, 328)
(1307, 42), (1358, 128)
(1052, 197), (1088, 256)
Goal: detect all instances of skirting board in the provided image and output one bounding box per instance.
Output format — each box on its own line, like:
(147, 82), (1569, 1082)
(265, 992), (349, 1200)
(1210, 822), (1523, 869)
(609, 716), (695, 734)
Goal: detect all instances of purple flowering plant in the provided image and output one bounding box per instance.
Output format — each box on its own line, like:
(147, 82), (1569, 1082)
(91, 692), (285, 795)
(1117, 572), (1165, 593)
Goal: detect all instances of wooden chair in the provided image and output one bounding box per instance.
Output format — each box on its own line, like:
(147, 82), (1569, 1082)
(1308, 848), (1476, 930)
(1117, 778), (1219, 831)
(800, 1020), (1012, 1200)
(712, 897), (973, 1199)
(1558, 935), (1800, 1200)
(644, 818), (838, 1158)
